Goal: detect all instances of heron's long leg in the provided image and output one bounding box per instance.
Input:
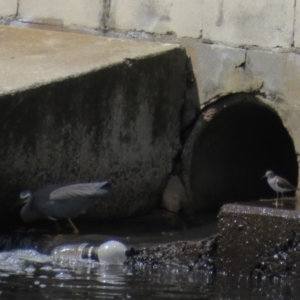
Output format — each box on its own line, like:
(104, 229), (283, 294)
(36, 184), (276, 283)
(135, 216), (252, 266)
(68, 218), (80, 234)
(55, 221), (62, 232)
(275, 192), (279, 208)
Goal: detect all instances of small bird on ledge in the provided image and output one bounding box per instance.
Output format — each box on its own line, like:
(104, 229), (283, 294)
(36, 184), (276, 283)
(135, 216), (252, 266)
(263, 170), (299, 207)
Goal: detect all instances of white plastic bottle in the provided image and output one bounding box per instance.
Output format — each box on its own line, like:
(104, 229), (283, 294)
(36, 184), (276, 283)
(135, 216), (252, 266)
(51, 240), (128, 265)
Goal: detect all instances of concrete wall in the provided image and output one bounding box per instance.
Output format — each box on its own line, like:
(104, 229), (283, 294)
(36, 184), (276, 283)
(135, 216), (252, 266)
(2, 0), (300, 210)
(0, 26), (187, 223)
(1, 0), (297, 45)
(2, 1), (300, 111)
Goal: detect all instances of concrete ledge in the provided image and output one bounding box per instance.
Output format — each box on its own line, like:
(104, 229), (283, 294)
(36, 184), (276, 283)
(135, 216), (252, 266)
(216, 203), (300, 277)
(0, 26), (180, 95)
(0, 26), (187, 222)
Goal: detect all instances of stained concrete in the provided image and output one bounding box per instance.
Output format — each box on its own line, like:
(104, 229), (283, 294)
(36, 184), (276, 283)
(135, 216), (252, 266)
(19, 0), (103, 29)
(0, 0), (17, 17)
(110, 0), (203, 39)
(247, 50), (300, 107)
(0, 26), (187, 223)
(181, 42), (263, 106)
(295, 4), (300, 47)
(203, 0), (294, 48)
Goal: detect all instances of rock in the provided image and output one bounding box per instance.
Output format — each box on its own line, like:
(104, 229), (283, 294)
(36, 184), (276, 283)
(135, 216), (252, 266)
(162, 176), (189, 213)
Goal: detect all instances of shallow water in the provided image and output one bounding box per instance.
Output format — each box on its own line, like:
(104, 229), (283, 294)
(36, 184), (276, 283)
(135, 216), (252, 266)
(0, 249), (299, 300)
(1, 207), (300, 299)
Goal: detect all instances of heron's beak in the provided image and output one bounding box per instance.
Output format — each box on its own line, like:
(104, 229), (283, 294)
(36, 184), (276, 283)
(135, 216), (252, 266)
(10, 197), (29, 211)
(103, 182), (112, 193)
(261, 174), (267, 179)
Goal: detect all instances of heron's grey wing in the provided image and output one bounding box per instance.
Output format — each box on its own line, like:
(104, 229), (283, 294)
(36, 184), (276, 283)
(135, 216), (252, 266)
(41, 197), (90, 219)
(276, 177), (297, 190)
(49, 182), (106, 200)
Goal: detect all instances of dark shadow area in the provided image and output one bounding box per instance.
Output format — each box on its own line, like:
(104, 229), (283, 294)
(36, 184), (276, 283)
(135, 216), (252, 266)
(0, 207), (219, 254)
(190, 94), (298, 209)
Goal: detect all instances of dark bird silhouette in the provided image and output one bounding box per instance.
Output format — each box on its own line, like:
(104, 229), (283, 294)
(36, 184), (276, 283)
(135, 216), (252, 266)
(18, 181), (112, 233)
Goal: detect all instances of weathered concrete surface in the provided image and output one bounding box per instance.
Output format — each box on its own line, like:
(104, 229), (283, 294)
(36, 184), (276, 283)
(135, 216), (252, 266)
(0, 0), (17, 17)
(247, 50), (300, 108)
(0, 26), (187, 222)
(216, 203), (300, 277)
(295, 3), (300, 48)
(203, 0), (294, 48)
(109, 0), (203, 38)
(0, 26), (181, 95)
(182, 42), (263, 106)
(3, 0), (297, 51)
(19, 0), (103, 29)
(246, 50), (300, 153)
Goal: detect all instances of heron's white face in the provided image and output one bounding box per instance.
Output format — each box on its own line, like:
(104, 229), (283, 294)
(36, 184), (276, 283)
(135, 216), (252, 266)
(20, 190), (32, 203)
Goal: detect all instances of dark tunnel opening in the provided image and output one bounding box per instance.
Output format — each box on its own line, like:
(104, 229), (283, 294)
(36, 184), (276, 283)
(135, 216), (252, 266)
(190, 95), (298, 209)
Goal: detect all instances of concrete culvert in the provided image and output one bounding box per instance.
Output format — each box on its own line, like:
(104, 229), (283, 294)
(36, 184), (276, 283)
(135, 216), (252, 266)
(183, 93), (298, 210)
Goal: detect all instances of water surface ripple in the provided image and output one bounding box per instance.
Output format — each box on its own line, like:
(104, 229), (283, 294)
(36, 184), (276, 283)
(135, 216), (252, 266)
(0, 249), (298, 299)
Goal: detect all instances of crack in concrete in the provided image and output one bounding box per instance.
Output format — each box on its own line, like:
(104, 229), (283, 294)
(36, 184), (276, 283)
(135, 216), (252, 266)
(101, 0), (112, 33)
(292, 0), (297, 47)
(16, 0), (20, 18)
(235, 50), (247, 70)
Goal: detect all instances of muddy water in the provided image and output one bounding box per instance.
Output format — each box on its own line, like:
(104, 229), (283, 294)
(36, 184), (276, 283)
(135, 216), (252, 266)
(0, 249), (299, 299)
(0, 209), (299, 299)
